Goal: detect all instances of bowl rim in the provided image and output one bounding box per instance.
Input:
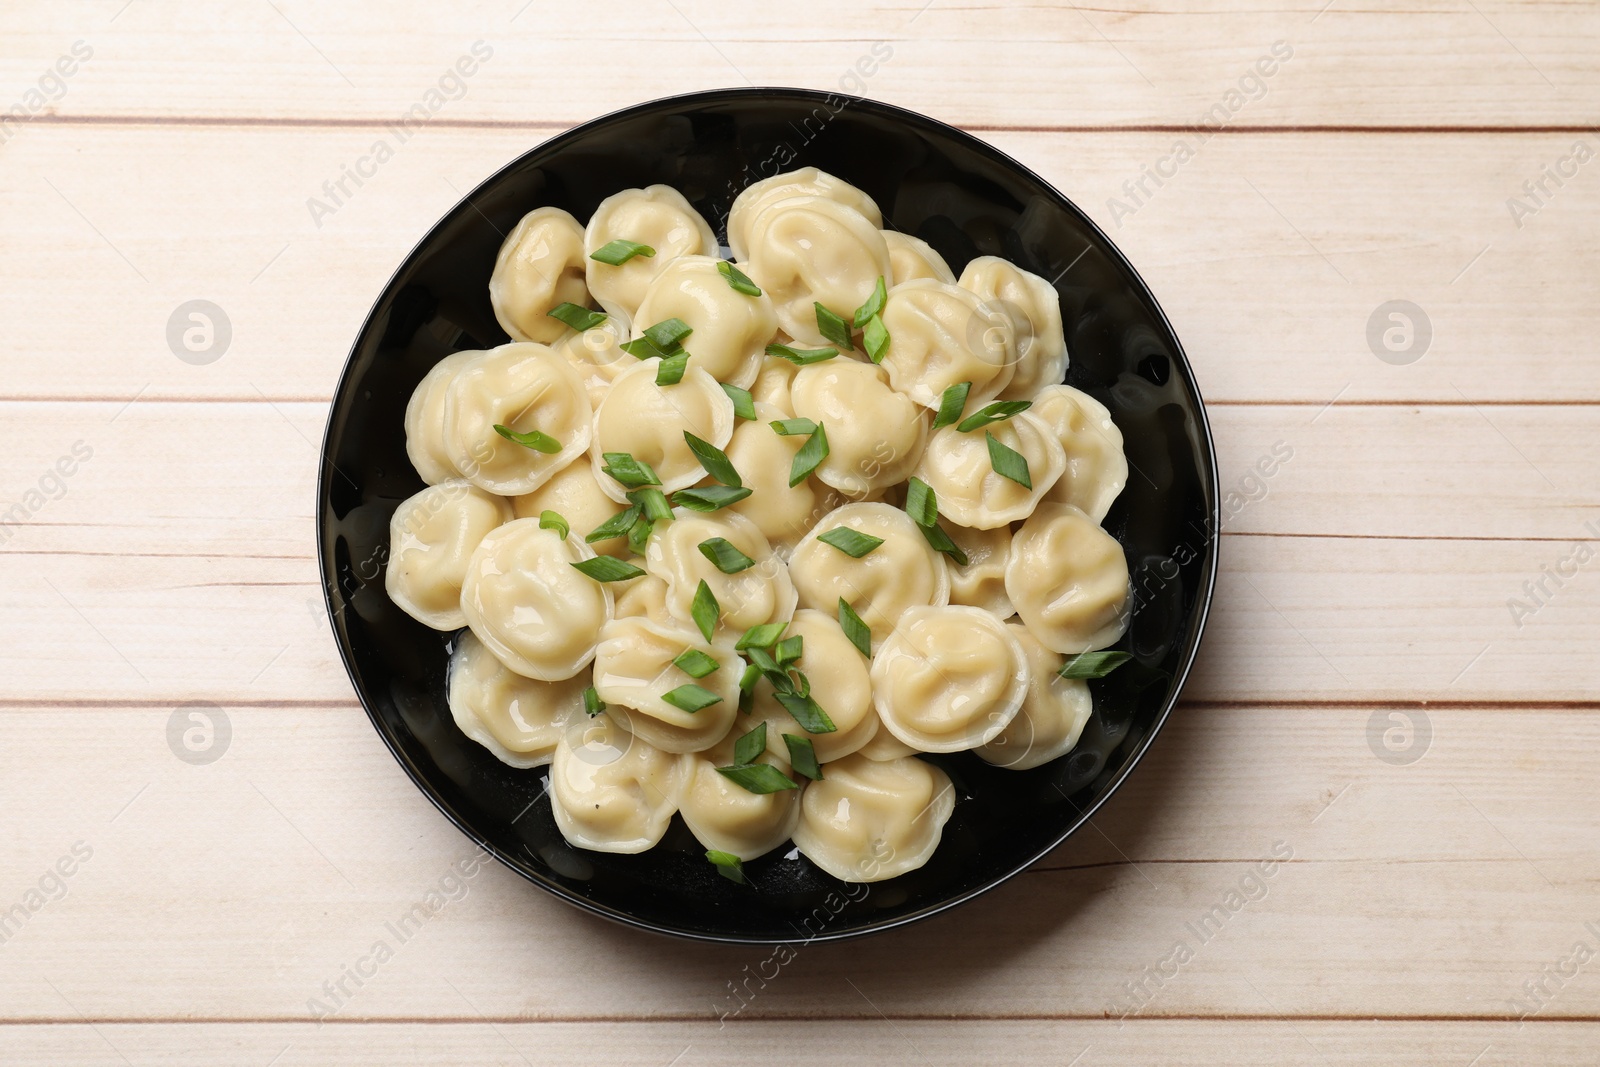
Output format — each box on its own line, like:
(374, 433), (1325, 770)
(317, 85), (1221, 945)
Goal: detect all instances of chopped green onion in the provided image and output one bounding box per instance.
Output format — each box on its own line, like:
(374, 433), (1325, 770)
(766, 343), (839, 365)
(661, 684), (723, 713)
(600, 452), (661, 488)
(931, 382), (972, 431)
(814, 302), (854, 350)
(918, 521), (970, 567)
(774, 691), (837, 734)
(690, 579), (719, 642)
(706, 848), (747, 884)
(570, 556), (647, 582)
(722, 382), (756, 421)
(904, 477), (937, 527)
(837, 598), (871, 657)
(644, 317), (693, 350)
(627, 514), (654, 554)
(547, 302), (607, 333)
(537, 510), (570, 540)
(684, 432), (742, 487)
(738, 662), (762, 693)
(1057, 650), (1133, 680)
(774, 634), (804, 667)
(852, 275), (887, 327)
(736, 622), (788, 650)
(818, 526), (884, 558)
(770, 418), (818, 437)
(717, 261), (762, 296)
(717, 762), (799, 794)
(590, 239), (654, 265)
(621, 336), (673, 360)
(862, 313), (890, 364)
(957, 400), (1033, 433)
(672, 648), (721, 679)
(655, 350), (689, 386)
(626, 487), (673, 523)
(733, 721), (768, 766)
(788, 423), (829, 487)
(583, 686), (606, 717)
(586, 505), (641, 543)
(699, 537), (756, 574)
(986, 431), (1033, 489)
(493, 423), (561, 454)
(783, 734), (823, 780)
(672, 485), (753, 512)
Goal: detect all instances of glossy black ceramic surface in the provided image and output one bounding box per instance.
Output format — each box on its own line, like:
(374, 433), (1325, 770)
(317, 87), (1218, 943)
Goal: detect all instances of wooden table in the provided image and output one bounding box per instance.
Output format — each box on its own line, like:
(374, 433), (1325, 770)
(3, 2), (1596, 1063)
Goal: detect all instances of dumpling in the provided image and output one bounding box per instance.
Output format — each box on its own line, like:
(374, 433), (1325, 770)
(612, 573), (674, 625)
(549, 714), (687, 854)
(870, 605), (1028, 752)
(552, 312), (634, 409)
(592, 617), (742, 753)
(743, 196), (891, 346)
(403, 349), (481, 485)
(750, 608), (878, 762)
(878, 279), (1016, 408)
(1006, 502), (1130, 654)
(585, 185), (717, 320)
(643, 510), (796, 633)
(792, 753), (955, 882)
(724, 402), (842, 556)
(679, 728), (804, 860)
(591, 360), (735, 503)
(726, 167), (883, 262)
(788, 360), (928, 496)
(978, 623), (1093, 770)
(958, 256), (1068, 401)
(441, 342), (592, 495)
(945, 523), (1014, 617)
(1031, 384), (1128, 523)
(749, 354), (800, 417)
(385, 480), (511, 630)
(459, 517), (613, 680)
(488, 206), (590, 344)
(911, 412), (1067, 529)
(632, 255), (778, 388)
(788, 502), (950, 637)
(854, 710), (919, 761)
(883, 230), (955, 285)
(447, 630), (586, 768)
(512, 457), (630, 558)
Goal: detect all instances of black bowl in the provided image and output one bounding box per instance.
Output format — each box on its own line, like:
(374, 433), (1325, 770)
(317, 87), (1219, 943)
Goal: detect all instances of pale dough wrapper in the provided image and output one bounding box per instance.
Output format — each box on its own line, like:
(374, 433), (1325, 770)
(447, 630), (586, 769)
(743, 195), (891, 346)
(489, 206), (591, 345)
(643, 510), (797, 635)
(727, 166), (882, 262)
(750, 608), (878, 763)
(1006, 502), (1130, 654)
(723, 402), (842, 558)
(958, 255), (1068, 401)
(788, 502), (950, 639)
(877, 279), (1016, 409)
(441, 342), (593, 496)
(792, 754), (955, 883)
(679, 729), (804, 861)
(593, 617), (742, 754)
(883, 230), (955, 285)
(549, 714), (688, 854)
(978, 623), (1093, 771)
(944, 523), (1015, 618)
(404, 349), (481, 485)
(385, 479), (511, 630)
(870, 605), (1029, 753)
(632, 255), (778, 389)
(584, 184), (717, 321)
(512, 456), (630, 558)
(911, 411), (1066, 530)
(789, 360), (928, 497)
(1031, 384), (1128, 523)
(590, 360), (735, 504)
(459, 518), (613, 681)
(552, 312), (634, 410)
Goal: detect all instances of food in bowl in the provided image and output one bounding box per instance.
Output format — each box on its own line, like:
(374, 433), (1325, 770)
(385, 167), (1131, 883)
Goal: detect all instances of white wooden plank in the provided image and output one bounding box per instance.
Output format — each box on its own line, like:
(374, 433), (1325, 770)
(0, 706), (1595, 1022)
(0, 1019), (1593, 1066)
(1, 0), (1595, 127)
(0, 126), (1594, 403)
